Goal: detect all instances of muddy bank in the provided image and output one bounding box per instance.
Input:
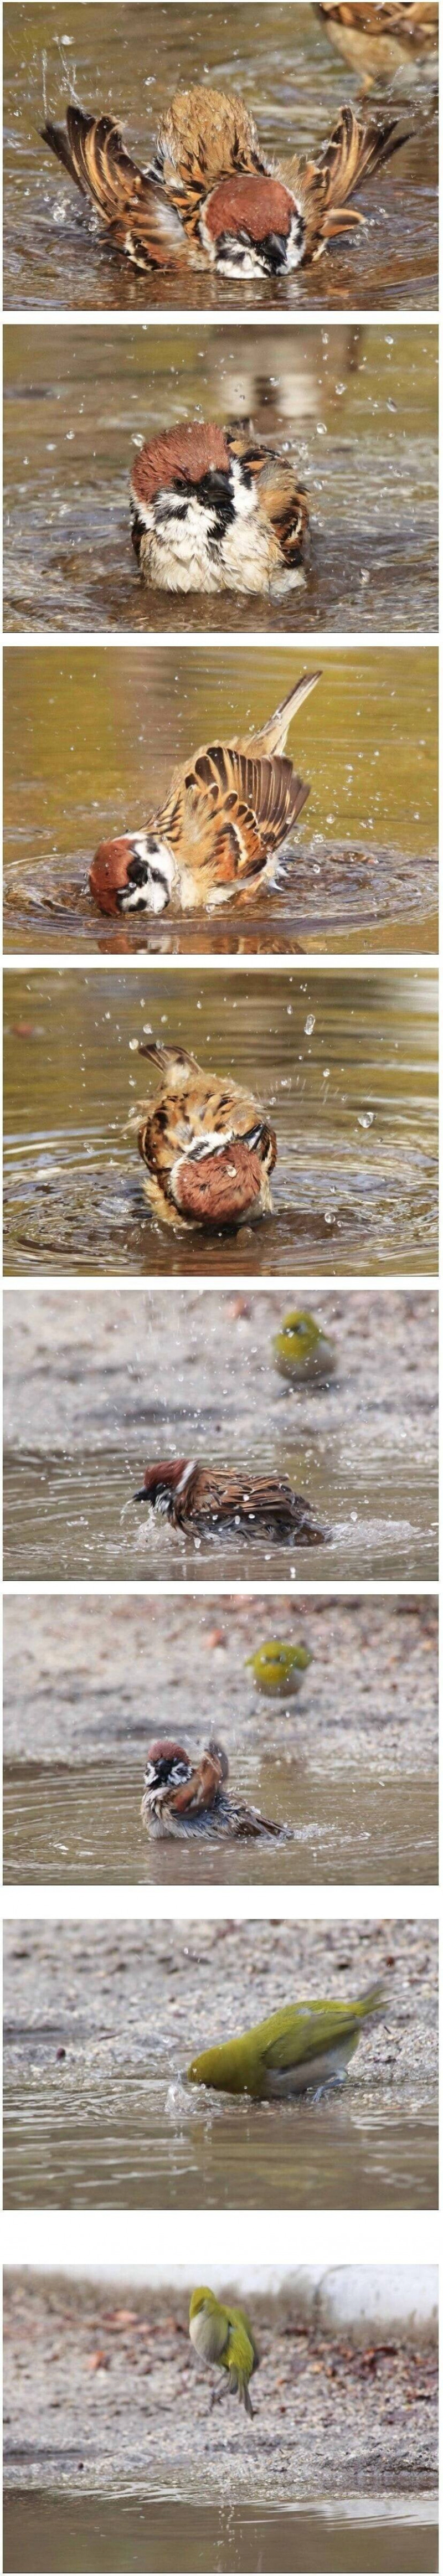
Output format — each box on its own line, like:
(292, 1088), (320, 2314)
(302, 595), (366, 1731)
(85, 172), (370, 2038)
(3, 2270), (437, 2500)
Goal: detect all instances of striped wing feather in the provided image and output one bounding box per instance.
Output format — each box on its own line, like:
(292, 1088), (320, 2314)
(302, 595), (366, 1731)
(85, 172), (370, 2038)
(41, 107), (188, 265)
(296, 106), (409, 249)
(159, 746), (309, 893)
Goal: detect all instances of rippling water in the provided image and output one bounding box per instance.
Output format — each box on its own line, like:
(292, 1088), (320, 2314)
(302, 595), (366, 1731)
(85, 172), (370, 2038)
(4, 647), (438, 957)
(3, 324), (438, 633)
(3, 1761), (437, 1887)
(3, 969), (437, 1276)
(3, 2487), (439, 2574)
(3, 2048), (437, 2212)
(3, 0), (438, 311)
(3, 1287), (438, 1582)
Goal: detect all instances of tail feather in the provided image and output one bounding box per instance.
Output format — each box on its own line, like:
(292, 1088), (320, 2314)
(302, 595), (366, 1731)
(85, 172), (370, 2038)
(253, 670), (322, 758)
(137, 1039), (199, 1077)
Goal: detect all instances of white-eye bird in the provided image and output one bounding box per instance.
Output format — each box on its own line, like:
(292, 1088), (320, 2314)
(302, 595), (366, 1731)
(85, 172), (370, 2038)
(273, 1307), (337, 1383)
(245, 1639), (312, 1696)
(189, 2287), (259, 2417)
(187, 1981), (386, 2100)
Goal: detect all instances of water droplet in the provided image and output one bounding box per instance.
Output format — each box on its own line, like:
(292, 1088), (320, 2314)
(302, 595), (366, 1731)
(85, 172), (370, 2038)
(304, 1014), (315, 1036)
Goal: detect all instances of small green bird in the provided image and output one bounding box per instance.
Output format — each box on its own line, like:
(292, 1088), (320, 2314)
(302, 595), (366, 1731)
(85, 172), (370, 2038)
(187, 1982), (385, 2101)
(189, 2286), (259, 2417)
(273, 1307), (336, 1383)
(246, 1639), (312, 1697)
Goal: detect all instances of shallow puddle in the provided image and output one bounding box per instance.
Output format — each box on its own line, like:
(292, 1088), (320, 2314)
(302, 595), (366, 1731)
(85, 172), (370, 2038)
(3, 2044), (437, 2211)
(3, 969), (437, 1277)
(4, 324), (438, 633)
(3, 1760), (437, 1887)
(3, 2486), (438, 2574)
(3, 1434), (437, 1583)
(3, 647), (437, 958)
(4, 0), (438, 311)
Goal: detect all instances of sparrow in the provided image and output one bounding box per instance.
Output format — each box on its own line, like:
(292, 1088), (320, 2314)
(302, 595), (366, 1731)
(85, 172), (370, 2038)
(189, 2289), (259, 2417)
(130, 1038), (277, 1231)
(273, 1307), (337, 1383)
(315, 4), (438, 90)
(41, 84), (409, 278)
(89, 669), (319, 919)
(245, 1640), (312, 1697)
(129, 421), (310, 599)
(187, 1981), (387, 2100)
(140, 1737), (290, 1841)
(134, 1457), (327, 1545)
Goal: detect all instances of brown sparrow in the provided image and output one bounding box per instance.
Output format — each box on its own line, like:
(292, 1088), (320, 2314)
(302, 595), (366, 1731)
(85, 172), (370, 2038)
(129, 421), (310, 599)
(316, 3), (438, 88)
(89, 667), (319, 918)
(134, 1458), (326, 1545)
(141, 1737), (288, 1840)
(131, 1038), (277, 1231)
(41, 85), (409, 277)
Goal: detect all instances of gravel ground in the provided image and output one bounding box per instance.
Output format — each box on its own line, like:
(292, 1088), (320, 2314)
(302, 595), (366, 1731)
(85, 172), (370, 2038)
(3, 2271), (437, 2500)
(3, 1287), (437, 1454)
(3, 1593), (437, 1775)
(3, 1916), (438, 2098)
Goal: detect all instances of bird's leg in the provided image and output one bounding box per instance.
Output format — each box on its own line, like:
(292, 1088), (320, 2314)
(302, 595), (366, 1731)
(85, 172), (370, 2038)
(209, 2376), (229, 2411)
(311, 2070), (347, 2104)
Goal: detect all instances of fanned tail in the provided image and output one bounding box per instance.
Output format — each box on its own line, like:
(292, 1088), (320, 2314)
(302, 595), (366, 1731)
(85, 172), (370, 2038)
(253, 670), (322, 758)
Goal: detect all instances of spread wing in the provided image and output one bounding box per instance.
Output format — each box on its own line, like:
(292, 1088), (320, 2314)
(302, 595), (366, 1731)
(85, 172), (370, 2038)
(158, 746), (310, 897)
(41, 107), (189, 267)
(290, 106), (409, 253)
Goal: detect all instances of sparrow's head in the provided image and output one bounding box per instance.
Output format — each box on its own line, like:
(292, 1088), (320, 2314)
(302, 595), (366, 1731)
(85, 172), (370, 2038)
(144, 1736), (190, 1786)
(89, 833), (174, 918)
(201, 173), (305, 276)
(134, 1457), (191, 1507)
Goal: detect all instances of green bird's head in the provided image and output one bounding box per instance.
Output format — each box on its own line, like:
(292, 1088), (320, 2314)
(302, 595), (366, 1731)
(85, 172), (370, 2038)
(246, 1638), (312, 1697)
(272, 1308), (336, 1382)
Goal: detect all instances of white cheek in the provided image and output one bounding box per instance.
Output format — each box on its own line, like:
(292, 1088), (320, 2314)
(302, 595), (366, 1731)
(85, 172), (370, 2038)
(285, 209), (306, 271)
(230, 458), (259, 520)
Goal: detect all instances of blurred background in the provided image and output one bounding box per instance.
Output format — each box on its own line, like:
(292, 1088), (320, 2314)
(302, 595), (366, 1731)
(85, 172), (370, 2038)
(4, 323), (438, 633)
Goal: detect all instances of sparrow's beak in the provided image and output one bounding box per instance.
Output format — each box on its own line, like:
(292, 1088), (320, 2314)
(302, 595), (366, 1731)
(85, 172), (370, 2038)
(134, 1486), (149, 1501)
(262, 230), (289, 271)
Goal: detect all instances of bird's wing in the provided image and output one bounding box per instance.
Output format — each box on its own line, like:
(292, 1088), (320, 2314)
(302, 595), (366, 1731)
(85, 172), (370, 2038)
(230, 2309), (260, 2369)
(319, 2), (437, 36)
(157, 746), (310, 895)
(41, 108), (190, 266)
(261, 1999), (370, 2072)
(291, 107), (409, 253)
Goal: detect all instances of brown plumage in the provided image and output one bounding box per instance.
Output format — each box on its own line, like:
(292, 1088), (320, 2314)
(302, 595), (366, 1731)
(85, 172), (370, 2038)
(131, 1038), (277, 1231)
(89, 668), (319, 920)
(316, 3), (438, 87)
(134, 1458), (326, 1545)
(140, 1737), (288, 1841)
(40, 84), (410, 279)
(128, 420), (310, 597)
